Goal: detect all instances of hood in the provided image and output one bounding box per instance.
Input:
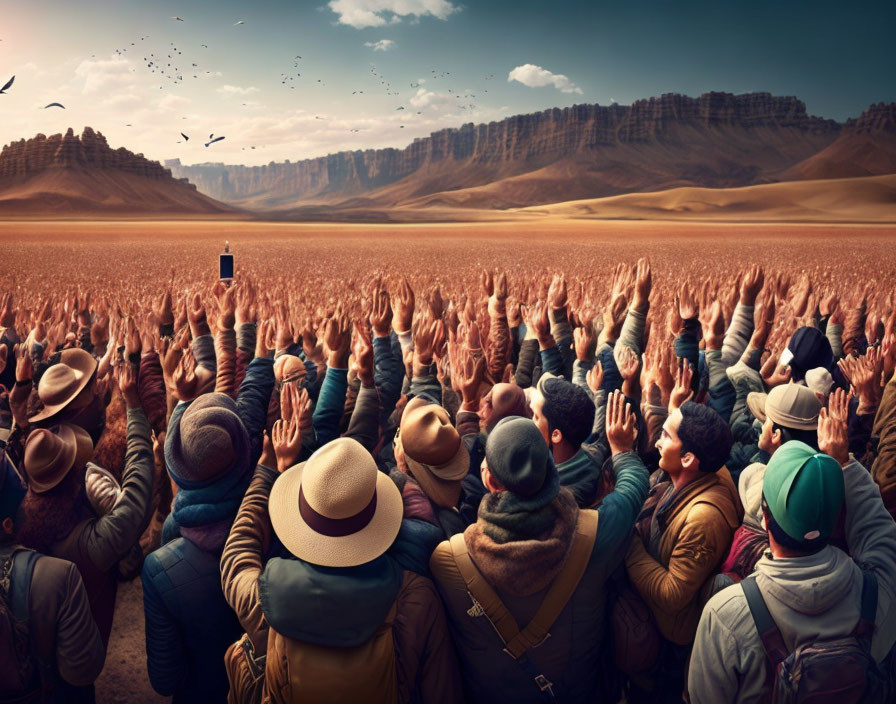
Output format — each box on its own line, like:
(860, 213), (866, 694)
(756, 545), (856, 615)
(259, 553), (403, 647)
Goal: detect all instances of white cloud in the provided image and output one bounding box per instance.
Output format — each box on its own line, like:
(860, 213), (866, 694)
(409, 87), (451, 110)
(217, 85), (259, 96)
(507, 64), (582, 95)
(364, 39), (395, 51)
(157, 94), (192, 111)
(328, 0), (458, 29)
(74, 55), (137, 95)
(198, 71), (223, 80)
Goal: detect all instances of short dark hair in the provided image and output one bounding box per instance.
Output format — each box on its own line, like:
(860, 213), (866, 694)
(762, 503), (829, 555)
(772, 423), (819, 451)
(541, 378), (595, 449)
(677, 401), (732, 473)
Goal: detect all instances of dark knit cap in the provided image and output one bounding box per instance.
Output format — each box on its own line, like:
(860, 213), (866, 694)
(165, 393), (250, 486)
(485, 416), (559, 500)
(786, 327), (833, 382)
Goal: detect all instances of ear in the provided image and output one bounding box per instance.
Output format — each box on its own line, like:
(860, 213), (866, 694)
(550, 428), (563, 446)
(771, 428), (783, 449)
(680, 451), (698, 471)
(1, 517), (13, 536)
(481, 463), (504, 493)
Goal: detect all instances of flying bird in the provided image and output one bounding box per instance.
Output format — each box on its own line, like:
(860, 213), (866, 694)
(205, 136), (225, 147)
(171, 16), (184, 21)
(233, 20), (245, 25)
(43, 102), (65, 109)
(181, 132), (189, 141)
(0, 75), (14, 94)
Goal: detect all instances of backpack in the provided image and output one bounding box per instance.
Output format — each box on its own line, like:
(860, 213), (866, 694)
(742, 570), (890, 703)
(0, 545), (42, 702)
(449, 509), (599, 701)
(265, 583), (407, 704)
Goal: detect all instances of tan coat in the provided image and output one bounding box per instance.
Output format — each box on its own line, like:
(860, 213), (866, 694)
(626, 467), (743, 645)
(873, 373), (896, 520)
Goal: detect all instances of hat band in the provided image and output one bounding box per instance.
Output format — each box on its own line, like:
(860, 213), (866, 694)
(299, 485), (377, 537)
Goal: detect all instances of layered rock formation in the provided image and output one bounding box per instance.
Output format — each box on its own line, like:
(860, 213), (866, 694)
(0, 128), (239, 216)
(168, 91), (847, 210)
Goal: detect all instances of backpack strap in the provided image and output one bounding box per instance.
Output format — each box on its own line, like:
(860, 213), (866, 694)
(450, 509), (599, 701)
(741, 576), (789, 666)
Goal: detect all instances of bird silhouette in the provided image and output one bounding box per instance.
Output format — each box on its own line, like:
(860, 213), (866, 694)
(233, 20), (245, 25)
(0, 75), (14, 94)
(172, 16), (184, 21)
(181, 132), (189, 141)
(43, 102), (65, 109)
(205, 136), (225, 147)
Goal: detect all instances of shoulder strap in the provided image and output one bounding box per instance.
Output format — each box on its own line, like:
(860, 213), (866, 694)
(10, 549), (39, 624)
(741, 576), (789, 666)
(503, 509), (598, 659)
(449, 533), (520, 646)
(449, 509), (599, 659)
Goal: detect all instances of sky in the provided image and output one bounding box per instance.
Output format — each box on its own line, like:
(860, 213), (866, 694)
(0, 0), (893, 166)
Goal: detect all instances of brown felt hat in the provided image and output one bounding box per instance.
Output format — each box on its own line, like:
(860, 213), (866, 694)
(747, 382), (821, 431)
(24, 423), (93, 493)
(29, 348), (98, 423)
(269, 437), (403, 568)
(398, 402), (468, 507)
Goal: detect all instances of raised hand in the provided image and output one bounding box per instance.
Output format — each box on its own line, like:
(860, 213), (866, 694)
(678, 284), (698, 321)
(394, 277), (415, 334)
(586, 359), (604, 395)
(740, 264), (765, 306)
(606, 389), (637, 455)
(255, 319), (277, 360)
(573, 321), (595, 361)
(352, 321), (375, 386)
(617, 345), (641, 383)
(818, 403), (849, 466)
(187, 292), (209, 337)
(370, 288), (393, 338)
(547, 273), (568, 310)
(704, 300), (725, 351)
(0, 293), (15, 328)
(456, 348), (487, 410)
(15, 343), (33, 383)
(272, 417), (302, 473)
(115, 360), (141, 409)
(216, 283), (237, 331)
(488, 272), (508, 318)
(669, 358), (694, 412)
(153, 289), (174, 328)
(632, 257), (652, 312)
(531, 300), (553, 347)
(324, 311), (351, 368)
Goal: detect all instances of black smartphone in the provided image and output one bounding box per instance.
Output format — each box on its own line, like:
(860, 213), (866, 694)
(219, 253), (234, 280)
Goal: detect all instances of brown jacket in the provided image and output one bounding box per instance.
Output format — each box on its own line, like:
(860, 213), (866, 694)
(18, 551), (106, 688)
(873, 372), (896, 520)
(220, 464), (463, 704)
(625, 467), (743, 645)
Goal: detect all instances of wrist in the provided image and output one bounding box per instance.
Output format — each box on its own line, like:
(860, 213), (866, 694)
(190, 322), (211, 338)
(373, 327), (391, 339)
(359, 372), (375, 388)
(328, 351), (349, 368)
(537, 335), (555, 351)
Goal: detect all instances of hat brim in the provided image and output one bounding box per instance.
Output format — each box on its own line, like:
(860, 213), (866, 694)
(28, 352), (98, 424)
(269, 461), (403, 568)
(405, 458), (464, 508)
(746, 392), (768, 423)
(28, 425), (78, 493)
(766, 406), (819, 431)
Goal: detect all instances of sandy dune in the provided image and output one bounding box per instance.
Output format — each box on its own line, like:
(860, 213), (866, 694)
(515, 174), (896, 222)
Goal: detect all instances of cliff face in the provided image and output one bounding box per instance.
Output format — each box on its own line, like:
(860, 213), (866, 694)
(168, 92), (844, 208)
(0, 127), (176, 180)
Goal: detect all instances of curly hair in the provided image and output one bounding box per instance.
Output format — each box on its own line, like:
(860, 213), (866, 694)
(677, 401), (732, 473)
(541, 378), (595, 449)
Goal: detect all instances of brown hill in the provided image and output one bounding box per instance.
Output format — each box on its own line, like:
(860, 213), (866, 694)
(0, 128), (241, 217)
(783, 103), (896, 180)
(168, 92), (843, 210)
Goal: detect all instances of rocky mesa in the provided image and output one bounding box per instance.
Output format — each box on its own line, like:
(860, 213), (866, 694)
(0, 127), (240, 216)
(167, 91), (849, 211)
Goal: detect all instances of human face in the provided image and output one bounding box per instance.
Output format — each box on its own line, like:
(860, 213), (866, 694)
(656, 409), (685, 474)
(529, 389), (551, 446)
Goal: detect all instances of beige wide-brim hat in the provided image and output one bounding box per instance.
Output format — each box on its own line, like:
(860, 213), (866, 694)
(269, 437), (403, 568)
(29, 348), (98, 423)
(746, 392), (769, 423)
(748, 383), (820, 431)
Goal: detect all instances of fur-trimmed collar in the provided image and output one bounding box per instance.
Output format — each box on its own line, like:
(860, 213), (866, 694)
(465, 488), (578, 597)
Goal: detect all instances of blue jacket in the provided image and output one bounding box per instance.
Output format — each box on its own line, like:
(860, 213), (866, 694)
(142, 537), (243, 703)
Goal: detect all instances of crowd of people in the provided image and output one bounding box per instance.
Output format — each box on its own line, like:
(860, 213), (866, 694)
(1, 259), (895, 703)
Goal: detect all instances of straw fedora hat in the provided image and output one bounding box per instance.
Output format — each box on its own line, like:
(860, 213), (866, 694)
(24, 423), (94, 493)
(29, 348), (98, 423)
(397, 402), (468, 508)
(269, 437), (402, 568)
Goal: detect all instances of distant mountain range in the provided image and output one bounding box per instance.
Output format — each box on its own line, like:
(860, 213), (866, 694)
(0, 92), (893, 220)
(163, 92), (896, 215)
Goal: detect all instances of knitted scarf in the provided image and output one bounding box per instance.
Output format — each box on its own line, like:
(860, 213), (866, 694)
(466, 486), (578, 597)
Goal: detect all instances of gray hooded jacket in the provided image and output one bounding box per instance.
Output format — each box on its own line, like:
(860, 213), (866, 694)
(688, 458), (896, 704)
